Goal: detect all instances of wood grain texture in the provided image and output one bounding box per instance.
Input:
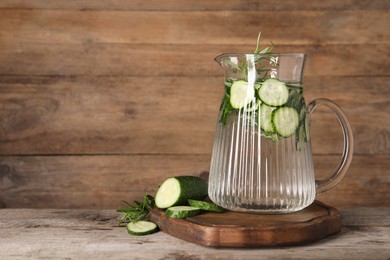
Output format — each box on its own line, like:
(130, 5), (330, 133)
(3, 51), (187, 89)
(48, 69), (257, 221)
(149, 201), (341, 247)
(0, 208), (389, 259)
(0, 43), (390, 77)
(0, 0), (388, 11)
(0, 155), (388, 209)
(0, 75), (219, 155)
(0, 76), (388, 155)
(0, 1), (388, 209)
(0, 10), (388, 45)
(0, 43), (388, 77)
(0, 155), (210, 209)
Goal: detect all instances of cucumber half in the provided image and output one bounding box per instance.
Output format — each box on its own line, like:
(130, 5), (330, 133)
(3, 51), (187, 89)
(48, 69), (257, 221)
(126, 221), (158, 236)
(155, 176), (208, 209)
(230, 80), (255, 109)
(188, 199), (225, 212)
(258, 79), (289, 106)
(165, 206), (202, 219)
(272, 107), (299, 137)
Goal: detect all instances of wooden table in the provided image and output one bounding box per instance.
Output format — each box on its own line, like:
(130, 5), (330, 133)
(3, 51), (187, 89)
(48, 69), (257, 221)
(0, 207), (389, 259)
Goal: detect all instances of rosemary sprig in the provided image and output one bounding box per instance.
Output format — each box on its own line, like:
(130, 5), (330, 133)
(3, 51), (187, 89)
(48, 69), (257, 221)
(224, 33), (274, 75)
(219, 32), (275, 125)
(254, 33), (274, 55)
(254, 32), (262, 54)
(116, 194), (155, 225)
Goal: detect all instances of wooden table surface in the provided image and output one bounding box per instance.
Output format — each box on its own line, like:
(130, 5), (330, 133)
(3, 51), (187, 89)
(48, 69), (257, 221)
(0, 207), (389, 259)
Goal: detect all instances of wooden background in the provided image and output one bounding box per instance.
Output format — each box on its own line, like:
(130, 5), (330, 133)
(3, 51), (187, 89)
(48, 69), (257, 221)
(0, 0), (389, 209)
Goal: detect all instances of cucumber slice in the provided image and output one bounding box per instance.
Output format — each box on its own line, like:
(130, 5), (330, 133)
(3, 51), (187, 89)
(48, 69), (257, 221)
(254, 83), (261, 90)
(165, 206), (202, 219)
(245, 99), (261, 112)
(230, 80), (255, 109)
(259, 103), (276, 133)
(126, 221), (158, 236)
(155, 176), (208, 209)
(258, 79), (289, 106)
(272, 107), (299, 137)
(188, 199), (225, 212)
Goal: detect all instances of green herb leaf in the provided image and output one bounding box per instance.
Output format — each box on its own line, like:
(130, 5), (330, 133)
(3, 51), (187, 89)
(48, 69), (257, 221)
(254, 33), (274, 55)
(116, 194), (155, 225)
(254, 32), (262, 54)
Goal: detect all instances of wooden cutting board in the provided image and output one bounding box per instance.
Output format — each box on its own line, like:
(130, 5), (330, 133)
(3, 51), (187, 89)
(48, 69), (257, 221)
(149, 200), (341, 247)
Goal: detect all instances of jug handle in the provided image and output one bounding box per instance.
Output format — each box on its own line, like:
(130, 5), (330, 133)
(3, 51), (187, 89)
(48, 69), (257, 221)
(307, 98), (354, 194)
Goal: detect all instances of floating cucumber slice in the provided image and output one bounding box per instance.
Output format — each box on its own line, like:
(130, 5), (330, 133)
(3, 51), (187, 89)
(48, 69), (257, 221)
(230, 80), (255, 109)
(272, 107), (299, 137)
(260, 103), (276, 133)
(258, 79), (289, 106)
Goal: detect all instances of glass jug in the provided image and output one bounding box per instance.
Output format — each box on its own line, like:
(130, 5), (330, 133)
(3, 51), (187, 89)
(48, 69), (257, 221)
(208, 53), (354, 213)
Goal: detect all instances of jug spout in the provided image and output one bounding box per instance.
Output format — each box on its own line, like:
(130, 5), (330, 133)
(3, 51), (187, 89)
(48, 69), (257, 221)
(214, 53), (250, 69)
(214, 53), (229, 68)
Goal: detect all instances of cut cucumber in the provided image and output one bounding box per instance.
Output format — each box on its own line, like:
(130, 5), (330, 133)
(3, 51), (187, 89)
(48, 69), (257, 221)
(272, 107), (299, 137)
(126, 221), (158, 236)
(165, 206), (202, 219)
(258, 79), (289, 106)
(259, 103), (276, 133)
(245, 99), (261, 112)
(188, 199), (225, 212)
(230, 80), (255, 109)
(155, 176), (208, 209)
(254, 83), (261, 90)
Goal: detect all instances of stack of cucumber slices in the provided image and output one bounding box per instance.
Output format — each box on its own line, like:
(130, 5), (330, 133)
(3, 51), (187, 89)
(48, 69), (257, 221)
(124, 176), (223, 236)
(228, 78), (301, 138)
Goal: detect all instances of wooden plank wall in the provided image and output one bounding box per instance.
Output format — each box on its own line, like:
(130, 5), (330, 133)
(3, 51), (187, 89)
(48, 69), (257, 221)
(0, 0), (389, 209)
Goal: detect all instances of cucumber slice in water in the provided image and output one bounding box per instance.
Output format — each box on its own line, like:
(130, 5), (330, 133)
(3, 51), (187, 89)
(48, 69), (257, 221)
(272, 107), (299, 137)
(155, 176), (208, 209)
(258, 79), (289, 106)
(188, 200), (225, 212)
(260, 103), (276, 133)
(165, 206), (202, 219)
(245, 99), (261, 112)
(126, 221), (158, 236)
(230, 80), (255, 109)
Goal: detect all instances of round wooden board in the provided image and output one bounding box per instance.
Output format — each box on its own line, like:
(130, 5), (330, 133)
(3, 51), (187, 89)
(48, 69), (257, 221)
(149, 200), (341, 247)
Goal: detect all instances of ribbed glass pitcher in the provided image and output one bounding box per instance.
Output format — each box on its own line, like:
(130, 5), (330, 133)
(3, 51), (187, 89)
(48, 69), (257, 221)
(208, 53), (354, 213)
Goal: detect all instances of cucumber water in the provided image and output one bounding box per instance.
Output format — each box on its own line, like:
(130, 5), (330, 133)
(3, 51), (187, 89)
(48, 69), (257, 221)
(219, 78), (307, 145)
